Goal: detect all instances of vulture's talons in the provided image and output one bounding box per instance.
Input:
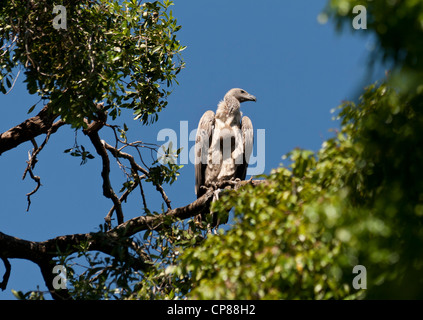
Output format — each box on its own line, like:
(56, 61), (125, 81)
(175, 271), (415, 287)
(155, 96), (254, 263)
(213, 189), (222, 201)
(200, 185), (209, 191)
(233, 178), (242, 186)
(224, 178), (241, 187)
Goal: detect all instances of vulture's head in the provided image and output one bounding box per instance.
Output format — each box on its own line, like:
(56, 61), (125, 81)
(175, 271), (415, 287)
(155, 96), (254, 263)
(224, 88), (257, 104)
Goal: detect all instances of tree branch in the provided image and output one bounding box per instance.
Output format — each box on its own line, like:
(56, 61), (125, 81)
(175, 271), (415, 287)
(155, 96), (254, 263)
(0, 180), (263, 299)
(22, 119), (65, 180)
(110, 189), (215, 238)
(0, 188), (215, 298)
(21, 120), (66, 211)
(83, 106), (124, 226)
(25, 166), (41, 212)
(105, 178), (140, 228)
(88, 131), (124, 226)
(103, 142), (172, 210)
(0, 256), (11, 291)
(0, 104), (59, 155)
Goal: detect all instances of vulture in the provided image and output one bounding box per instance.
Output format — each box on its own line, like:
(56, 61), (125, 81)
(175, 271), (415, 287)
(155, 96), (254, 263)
(195, 88), (256, 206)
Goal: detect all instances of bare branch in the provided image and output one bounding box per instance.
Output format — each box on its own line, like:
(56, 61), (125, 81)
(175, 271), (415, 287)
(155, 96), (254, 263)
(139, 178), (148, 210)
(25, 167), (41, 212)
(82, 107), (125, 226)
(5, 69), (21, 95)
(22, 120), (65, 179)
(111, 189), (215, 237)
(22, 120), (65, 210)
(155, 183), (172, 210)
(103, 142), (172, 210)
(0, 257), (11, 291)
(104, 141), (149, 175)
(105, 178), (139, 229)
(87, 130), (124, 226)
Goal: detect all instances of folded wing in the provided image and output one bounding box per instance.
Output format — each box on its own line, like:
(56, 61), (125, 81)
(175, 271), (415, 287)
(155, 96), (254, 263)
(235, 116), (254, 180)
(195, 110), (215, 198)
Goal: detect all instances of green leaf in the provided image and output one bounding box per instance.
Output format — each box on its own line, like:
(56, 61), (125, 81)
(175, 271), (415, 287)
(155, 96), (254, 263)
(27, 104), (36, 114)
(5, 76), (11, 88)
(11, 289), (25, 300)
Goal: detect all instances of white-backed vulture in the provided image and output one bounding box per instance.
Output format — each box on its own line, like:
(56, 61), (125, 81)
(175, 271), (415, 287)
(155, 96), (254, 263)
(195, 88), (256, 203)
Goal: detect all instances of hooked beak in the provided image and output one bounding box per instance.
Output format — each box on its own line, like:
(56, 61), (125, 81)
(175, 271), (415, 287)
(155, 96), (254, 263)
(247, 94), (257, 102)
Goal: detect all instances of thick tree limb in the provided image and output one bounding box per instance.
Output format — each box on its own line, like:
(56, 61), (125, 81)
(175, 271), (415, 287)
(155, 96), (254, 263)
(0, 187), (215, 261)
(111, 189), (215, 237)
(0, 104), (59, 155)
(0, 229), (151, 300)
(0, 188), (214, 299)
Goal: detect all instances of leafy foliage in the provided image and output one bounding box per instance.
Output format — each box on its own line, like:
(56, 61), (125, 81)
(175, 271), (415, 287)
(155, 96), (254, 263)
(6, 0), (423, 300)
(147, 144), (183, 186)
(64, 144), (95, 165)
(173, 0), (423, 299)
(53, 221), (203, 300)
(1, 0), (186, 300)
(175, 80), (423, 299)
(0, 0), (185, 128)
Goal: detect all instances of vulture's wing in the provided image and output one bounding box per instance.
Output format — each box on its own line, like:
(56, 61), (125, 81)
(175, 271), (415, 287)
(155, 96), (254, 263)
(195, 110), (215, 198)
(236, 116), (254, 180)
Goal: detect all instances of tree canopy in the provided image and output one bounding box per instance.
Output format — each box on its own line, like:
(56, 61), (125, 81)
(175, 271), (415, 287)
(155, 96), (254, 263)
(0, 0), (184, 128)
(1, 0), (423, 300)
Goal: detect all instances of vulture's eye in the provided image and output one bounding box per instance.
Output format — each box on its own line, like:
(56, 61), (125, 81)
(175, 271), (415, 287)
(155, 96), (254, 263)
(240, 90), (245, 94)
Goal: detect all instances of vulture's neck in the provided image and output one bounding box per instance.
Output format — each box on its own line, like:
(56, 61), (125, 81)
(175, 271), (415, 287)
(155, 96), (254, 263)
(216, 96), (241, 124)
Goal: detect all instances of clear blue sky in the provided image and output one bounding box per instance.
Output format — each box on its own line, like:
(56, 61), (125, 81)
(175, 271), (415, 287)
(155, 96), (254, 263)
(0, 1), (381, 299)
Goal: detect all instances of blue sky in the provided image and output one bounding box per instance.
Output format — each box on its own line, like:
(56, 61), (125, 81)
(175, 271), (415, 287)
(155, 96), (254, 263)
(0, 1), (381, 299)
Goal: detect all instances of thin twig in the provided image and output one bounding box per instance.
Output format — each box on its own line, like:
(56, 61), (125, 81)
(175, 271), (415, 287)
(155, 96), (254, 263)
(5, 69), (21, 95)
(139, 178), (148, 210)
(103, 142), (172, 210)
(22, 120), (65, 180)
(155, 183), (172, 210)
(21, 120), (65, 211)
(26, 167), (41, 212)
(105, 179), (139, 230)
